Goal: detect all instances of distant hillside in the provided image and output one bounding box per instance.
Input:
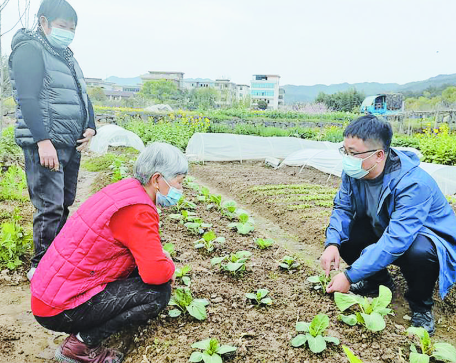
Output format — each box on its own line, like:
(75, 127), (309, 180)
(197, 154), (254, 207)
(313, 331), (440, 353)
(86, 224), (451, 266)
(282, 74), (456, 104)
(105, 76), (142, 86)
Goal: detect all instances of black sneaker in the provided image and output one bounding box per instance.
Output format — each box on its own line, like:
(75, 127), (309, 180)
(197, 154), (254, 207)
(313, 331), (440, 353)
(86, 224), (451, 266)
(411, 310), (435, 336)
(350, 276), (395, 296)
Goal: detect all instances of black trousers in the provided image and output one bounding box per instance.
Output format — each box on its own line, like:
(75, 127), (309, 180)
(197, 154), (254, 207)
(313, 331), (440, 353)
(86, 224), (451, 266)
(340, 217), (440, 312)
(35, 275), (172, 347)
(23, 146), (81, 267)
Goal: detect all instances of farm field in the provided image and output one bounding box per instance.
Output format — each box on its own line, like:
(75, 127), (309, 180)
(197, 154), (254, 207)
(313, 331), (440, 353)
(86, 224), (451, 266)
(2, 153), (456, 363)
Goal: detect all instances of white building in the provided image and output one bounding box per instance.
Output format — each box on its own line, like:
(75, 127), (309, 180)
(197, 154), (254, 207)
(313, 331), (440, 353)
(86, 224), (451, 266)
(214, 79), (237, 106)
(250, 74), (281, 110)
(183, 78), (215, 90)
(236, 84), (250, 102)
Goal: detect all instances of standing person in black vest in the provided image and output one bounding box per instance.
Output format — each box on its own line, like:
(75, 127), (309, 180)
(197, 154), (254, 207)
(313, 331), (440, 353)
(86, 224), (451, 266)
(8, 0), (96, 280)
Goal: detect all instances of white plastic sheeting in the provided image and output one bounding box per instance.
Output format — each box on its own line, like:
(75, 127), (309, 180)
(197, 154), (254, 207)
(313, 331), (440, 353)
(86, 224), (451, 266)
(89, 125), (145, 154)
(185, 133), (340, 162)
(282, 148), (456, 195)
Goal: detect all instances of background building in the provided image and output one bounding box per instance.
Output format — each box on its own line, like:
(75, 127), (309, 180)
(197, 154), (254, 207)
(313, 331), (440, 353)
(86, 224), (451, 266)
(250, 74), (281, 110)
(140, 71), (185, 89)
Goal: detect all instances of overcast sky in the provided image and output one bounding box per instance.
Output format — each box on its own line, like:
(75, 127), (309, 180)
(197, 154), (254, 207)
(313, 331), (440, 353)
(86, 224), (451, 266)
(2, 0), (456, 86)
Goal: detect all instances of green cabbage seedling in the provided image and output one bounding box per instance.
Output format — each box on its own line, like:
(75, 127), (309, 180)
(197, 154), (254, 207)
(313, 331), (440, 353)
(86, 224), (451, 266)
(221, 200), (237, 219)
(168, 288), (209, 321)
(211, 251), (252, 276)
(228, 213), (255, 235)
(255, 238), (275, 250)
(194, 231), (225, 253)
(189, 338), (236, 363)
(279, 255), (300, 271)
(407, 326), (456, 363)
(163, 243), (175, 256)
(290, 314), (340, 353)
(245, 289), (272, 306)
(335, 285), (393, 332)
(342, 345), (364, 362)
(307, 273), (331, 292)
(207, 194), (222, 211)
(175, 265), (192, 286)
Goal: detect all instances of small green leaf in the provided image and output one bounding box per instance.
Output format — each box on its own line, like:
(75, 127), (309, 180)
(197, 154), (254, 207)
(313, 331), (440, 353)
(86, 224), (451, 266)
(307, 276), (321, 283)
(182, 276), (191, 286)
(214, 237), (225, 243)
(239, 213), (249, 224)
(201, 352), (222, 363)
(409, 352), (430, 363)
(211, 256), (226, 265)
(192, 339), (212, 350)
(334, 292), (363, 312)
(309, 314), (329, 337)
(187, 301), (208, 320)
(260, 297), (273, 305)
(225, 262), (244, 272)
(371, 285), (392, 312)
(338, 314), (357, 326)
(342, 345), (364, 363)
(361, 312), (385, 332)
(291, 334), (307, 347)
(168, 309), (181, 317)
(324, 336), (340, 345)
(216, 345), (237, 355)
(189, 351), (204, 362)
(432, 343), (456, 362)
(245, 293), (257, 300)
(257, 289), (269, 299)
(306, 333), (326, 353)
(296, 322), (310, 332)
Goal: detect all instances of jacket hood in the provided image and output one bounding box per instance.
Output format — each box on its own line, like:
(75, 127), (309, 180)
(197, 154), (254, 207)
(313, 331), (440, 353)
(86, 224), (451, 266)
(383, 148), (421, 190)
(11, 28), (34, 51)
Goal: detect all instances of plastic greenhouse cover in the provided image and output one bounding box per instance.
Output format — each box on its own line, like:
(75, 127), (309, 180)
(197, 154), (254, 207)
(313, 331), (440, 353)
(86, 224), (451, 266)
(282, 147), (456, 195)
(185, 133), (341, 162)
(89, 125), (145, 154)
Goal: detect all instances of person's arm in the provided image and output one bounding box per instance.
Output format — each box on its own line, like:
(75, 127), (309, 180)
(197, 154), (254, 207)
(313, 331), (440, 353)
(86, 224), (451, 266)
(325, 174), (355, 247)
(345, 182), (433, 284)
(11, 44), (50, 142)
(110, 205), (175, 285)
(87, 97), (96, 134)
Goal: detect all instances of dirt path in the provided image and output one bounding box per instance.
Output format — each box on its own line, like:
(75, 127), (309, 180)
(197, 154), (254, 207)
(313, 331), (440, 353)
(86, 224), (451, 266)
(0, 168), (99, 363)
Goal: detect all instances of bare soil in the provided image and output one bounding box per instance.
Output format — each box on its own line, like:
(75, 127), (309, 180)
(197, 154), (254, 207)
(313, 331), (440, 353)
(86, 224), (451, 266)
(1, 160), (456, 363)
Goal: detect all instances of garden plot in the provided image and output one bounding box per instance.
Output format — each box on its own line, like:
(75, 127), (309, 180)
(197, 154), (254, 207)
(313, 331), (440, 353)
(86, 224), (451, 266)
(122, 180), (416, 363)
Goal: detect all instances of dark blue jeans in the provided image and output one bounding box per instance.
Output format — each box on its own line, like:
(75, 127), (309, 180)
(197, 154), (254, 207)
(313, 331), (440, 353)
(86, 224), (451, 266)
(35, 276), (172, 347)
(340, 217), (440, 312)
(23, 146), (81, 267)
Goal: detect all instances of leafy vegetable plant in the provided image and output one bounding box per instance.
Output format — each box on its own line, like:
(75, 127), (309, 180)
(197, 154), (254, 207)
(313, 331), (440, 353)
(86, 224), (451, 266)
(245, 289), (272, 306)
(163, 243), (175, 256)
(211, 251), (252, 276)
(290, 314), (340, 353)
(342, 345), (364, 362)
(168, 288), (209, 321)
(407, 327), (456, 363)
(196, 186), (211, 203)
(189, 338), (237, 363)
(175, 265), (191, 286)
(279, 255), (300, 271)
(221, 200), (237, 219)
(307, 273), (331, 292)
(335, 285), (393, 332)
(254, 238), (274, 250)
(185, 221), (213, 235)
(207, 194), (222, 211)
(228, 213), (255, 235)
(194, 231), (225, 253)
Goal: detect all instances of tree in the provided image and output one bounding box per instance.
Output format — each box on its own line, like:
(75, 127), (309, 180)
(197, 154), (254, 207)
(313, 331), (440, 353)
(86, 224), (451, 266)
(88, 87), (107, 102)
(315, 88), (365, 112)
(257, 100), (268, 110)
(188, 87), (220, 110)
(441, 86), (456, 107)
(140, 79), (181, 103)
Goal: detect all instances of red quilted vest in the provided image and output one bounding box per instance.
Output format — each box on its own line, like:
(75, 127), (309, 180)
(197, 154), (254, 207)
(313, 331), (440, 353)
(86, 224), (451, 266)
(30, 178), (156, 310)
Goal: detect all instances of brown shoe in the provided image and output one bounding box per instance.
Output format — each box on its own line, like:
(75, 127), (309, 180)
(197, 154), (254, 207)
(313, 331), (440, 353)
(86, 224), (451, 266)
(55, 335), (124, 363)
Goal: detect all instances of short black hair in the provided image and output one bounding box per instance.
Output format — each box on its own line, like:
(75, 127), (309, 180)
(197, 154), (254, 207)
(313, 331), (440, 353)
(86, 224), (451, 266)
(37, 0), (78, 26)
(343, 115), (393, 151)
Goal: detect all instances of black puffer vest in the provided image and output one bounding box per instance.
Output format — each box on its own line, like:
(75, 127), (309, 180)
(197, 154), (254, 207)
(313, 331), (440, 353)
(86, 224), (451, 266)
(8, 29), (89, 148)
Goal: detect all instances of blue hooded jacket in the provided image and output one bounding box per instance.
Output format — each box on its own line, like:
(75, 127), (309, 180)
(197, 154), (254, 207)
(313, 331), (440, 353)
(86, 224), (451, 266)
(325, 148), (456, 298)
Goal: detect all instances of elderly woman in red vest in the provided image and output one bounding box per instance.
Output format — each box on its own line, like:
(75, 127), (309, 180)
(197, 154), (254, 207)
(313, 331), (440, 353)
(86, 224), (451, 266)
(30, 142), (187, 363)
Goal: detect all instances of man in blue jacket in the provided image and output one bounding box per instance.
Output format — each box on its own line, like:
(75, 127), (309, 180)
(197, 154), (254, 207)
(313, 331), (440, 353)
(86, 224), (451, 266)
(320, 115), (456, 334)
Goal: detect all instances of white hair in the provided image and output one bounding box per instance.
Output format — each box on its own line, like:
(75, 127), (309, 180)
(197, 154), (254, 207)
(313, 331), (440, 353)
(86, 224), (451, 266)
(134, 142), (188, 185)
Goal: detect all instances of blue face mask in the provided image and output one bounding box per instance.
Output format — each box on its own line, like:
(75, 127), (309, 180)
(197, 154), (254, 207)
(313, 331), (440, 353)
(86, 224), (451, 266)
(156, 178), (183, 207)
(342, 151), (378, 179)
(47, 27), (75, 49)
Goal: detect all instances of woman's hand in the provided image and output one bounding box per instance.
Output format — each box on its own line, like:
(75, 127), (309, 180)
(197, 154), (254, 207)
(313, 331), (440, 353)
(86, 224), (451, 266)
(76, 128), (96, 151)
(37, 139), (59, 171)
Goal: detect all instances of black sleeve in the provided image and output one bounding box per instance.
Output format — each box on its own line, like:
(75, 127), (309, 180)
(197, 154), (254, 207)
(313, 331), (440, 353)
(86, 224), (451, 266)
(11, 44), (50, 143)
(87, 97), (97, 134)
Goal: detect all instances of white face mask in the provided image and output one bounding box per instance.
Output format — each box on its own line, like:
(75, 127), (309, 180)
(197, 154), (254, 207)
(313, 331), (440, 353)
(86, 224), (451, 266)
(342, 151), (379, 179)
(47, 27), (75, 49)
